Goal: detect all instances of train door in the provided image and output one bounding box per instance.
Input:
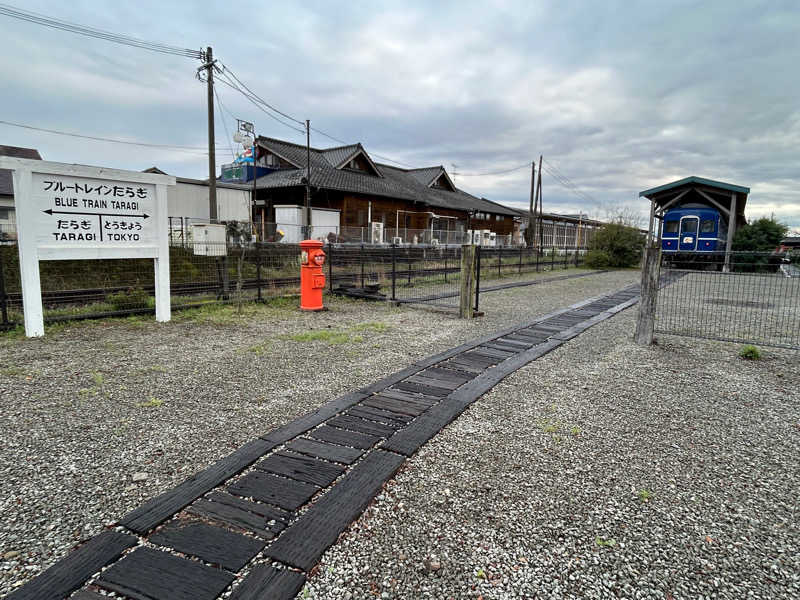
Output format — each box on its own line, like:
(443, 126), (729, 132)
(678, 216), (699, 251)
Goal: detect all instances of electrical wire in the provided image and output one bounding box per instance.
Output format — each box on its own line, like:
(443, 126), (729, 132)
(0, 119), (211, 153)
(217, 63), (304, 125)
(458, 161), (533, 177)
(0, 3), (201, 58)
(211, 72), (305, 135)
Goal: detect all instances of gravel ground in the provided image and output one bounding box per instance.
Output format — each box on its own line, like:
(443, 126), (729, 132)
(0, 269), (638, 595)
(302, 307), (800, 599)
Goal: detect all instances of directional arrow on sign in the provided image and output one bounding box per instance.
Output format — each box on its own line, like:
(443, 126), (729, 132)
(43, 209), (150, 218)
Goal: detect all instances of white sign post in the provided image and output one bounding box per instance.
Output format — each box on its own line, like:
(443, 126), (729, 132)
(0, 158), (175, 337)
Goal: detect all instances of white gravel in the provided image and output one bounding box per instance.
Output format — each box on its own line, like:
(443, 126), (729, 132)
(302, 308), (800, 599)
(0, 270), (638, 595)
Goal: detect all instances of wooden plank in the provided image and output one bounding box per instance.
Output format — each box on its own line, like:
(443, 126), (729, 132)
(308, 425), (381, 449)
(469, 347), (514, 360)
(97, 547), (234, 600)
(188, 497), (284, 539)
(121, 437), (277, 534)
(493, 336), (533, 347)
(405, 375), (463, 390)
(227, 471), (318, 511)
(480, 341), (524, 353)
(439, 359), (483, 375)
(378, 388), (439, 405)
(255, 452), (345, 488)
(362, 395), (428, 417)
(265, 450), (405, 571)
(204, 490), (290, 524)
(327, 414), (398, 437)
(71, 592), (107, 600)
(149, 521), (264, 572)
(5, 531), (137, 600)
(345, 405), (413, 426)
(286, 437), (365, 465)
(418, 367), (471, 383)
(392, 379), (450, 397)
(228, 564), (306, 600)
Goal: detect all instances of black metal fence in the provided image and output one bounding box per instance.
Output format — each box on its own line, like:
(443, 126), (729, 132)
(0, 242), (589, 329)
(655, 251), (800, 350)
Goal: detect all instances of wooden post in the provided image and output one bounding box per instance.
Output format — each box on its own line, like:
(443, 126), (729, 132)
(634, 245), (661, 345)
(459, 244), (476, 319)
(723, 192), (738, 272)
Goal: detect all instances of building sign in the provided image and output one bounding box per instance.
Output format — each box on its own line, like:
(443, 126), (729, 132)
(0, 158), (175, 337)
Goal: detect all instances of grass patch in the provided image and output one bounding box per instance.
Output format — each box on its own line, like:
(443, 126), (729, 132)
(637, 489), (654, 503)
(350, 321), (391, 333)
(595, 536), (617, 548)
(0, 365), (27, 377)
(138, 397), (164, 408)
(739, 344), (761, 360)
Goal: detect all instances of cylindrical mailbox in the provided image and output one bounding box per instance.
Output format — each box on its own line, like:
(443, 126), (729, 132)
(299, 239), (326, 311)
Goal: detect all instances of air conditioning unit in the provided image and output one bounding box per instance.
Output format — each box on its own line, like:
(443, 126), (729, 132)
(488, 232), (497, 247)
(431, 238), (439, 248)
(370, 222), (384, 244)
(392, 236), (403, 245)
(472, 230), (482, 245)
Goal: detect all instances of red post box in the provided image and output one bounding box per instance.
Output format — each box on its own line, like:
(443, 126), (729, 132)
(299, 239), (326, 311)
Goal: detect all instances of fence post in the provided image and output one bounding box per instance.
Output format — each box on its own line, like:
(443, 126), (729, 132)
(519, 246), (523, 275)
(497, 247), (502, 278)
(475, 245), (481, 313)
(459, 244), (477, 319)
(391, 243), (397, 301)
(328, 242), (334, 292)
(0, 248), (9, 330)
(551, 246), (555, 270)
(256, 244), (263, 302)
(360, 243), (365, 288)
(444, 250), (448, 283)
(635, 245), (661, 346)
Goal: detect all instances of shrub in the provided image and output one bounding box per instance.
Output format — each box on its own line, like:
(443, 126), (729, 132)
(106, 287), (151, 311)
(584, 249), (611, 268)
(732, 218), (788, 252)
(588, 223), (645, 268)
(739, 345), (761, 360)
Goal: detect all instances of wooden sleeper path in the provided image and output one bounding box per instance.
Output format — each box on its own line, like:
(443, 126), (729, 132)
(7, 280), (676, 600)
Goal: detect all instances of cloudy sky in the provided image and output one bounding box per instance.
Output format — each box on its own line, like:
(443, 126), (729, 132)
(2, 0), (798, 229)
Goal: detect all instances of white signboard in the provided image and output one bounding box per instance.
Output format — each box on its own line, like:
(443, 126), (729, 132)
(0, 158), (175, 337)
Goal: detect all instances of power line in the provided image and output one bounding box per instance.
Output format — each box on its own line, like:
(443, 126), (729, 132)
(458, 161), (533, 177)
(0, 3), (201, 58)
(0, 119), (211, 153)
(541, 157), (597, 205)
(218, 63), (304, 125)
(211, 72), (305, 135)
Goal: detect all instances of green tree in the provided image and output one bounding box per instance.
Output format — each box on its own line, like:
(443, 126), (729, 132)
(732, 218), (788, 252)
(586, 223), (645, 268)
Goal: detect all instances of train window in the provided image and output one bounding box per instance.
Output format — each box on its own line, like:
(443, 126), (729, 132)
(700, 219), (715, 233)
(680, 219), (698, 234)
(664, 221), (679, 234)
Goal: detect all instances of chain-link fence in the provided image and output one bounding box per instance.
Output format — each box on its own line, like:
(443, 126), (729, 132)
(655, 251), (800, 349)
(0, 241), (595, 328)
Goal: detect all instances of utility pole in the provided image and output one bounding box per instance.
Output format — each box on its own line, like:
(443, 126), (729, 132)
(527, 161), (535, 247)
(204, 46), (217, 221)
(305, 119), (311, 238)
(537, 154), (543, 249)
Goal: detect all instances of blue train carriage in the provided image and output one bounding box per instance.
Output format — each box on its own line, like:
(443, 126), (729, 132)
(660, 204), (727, 253)
(640, 176), (750, 270)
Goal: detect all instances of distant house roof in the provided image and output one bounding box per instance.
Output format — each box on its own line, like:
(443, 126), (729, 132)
(254, 136), (519, 217)
(0, 145), (42, 196)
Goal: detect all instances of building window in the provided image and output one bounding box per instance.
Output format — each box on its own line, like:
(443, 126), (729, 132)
(700, 219), (715, 233)
(0, 208), (10, 220)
